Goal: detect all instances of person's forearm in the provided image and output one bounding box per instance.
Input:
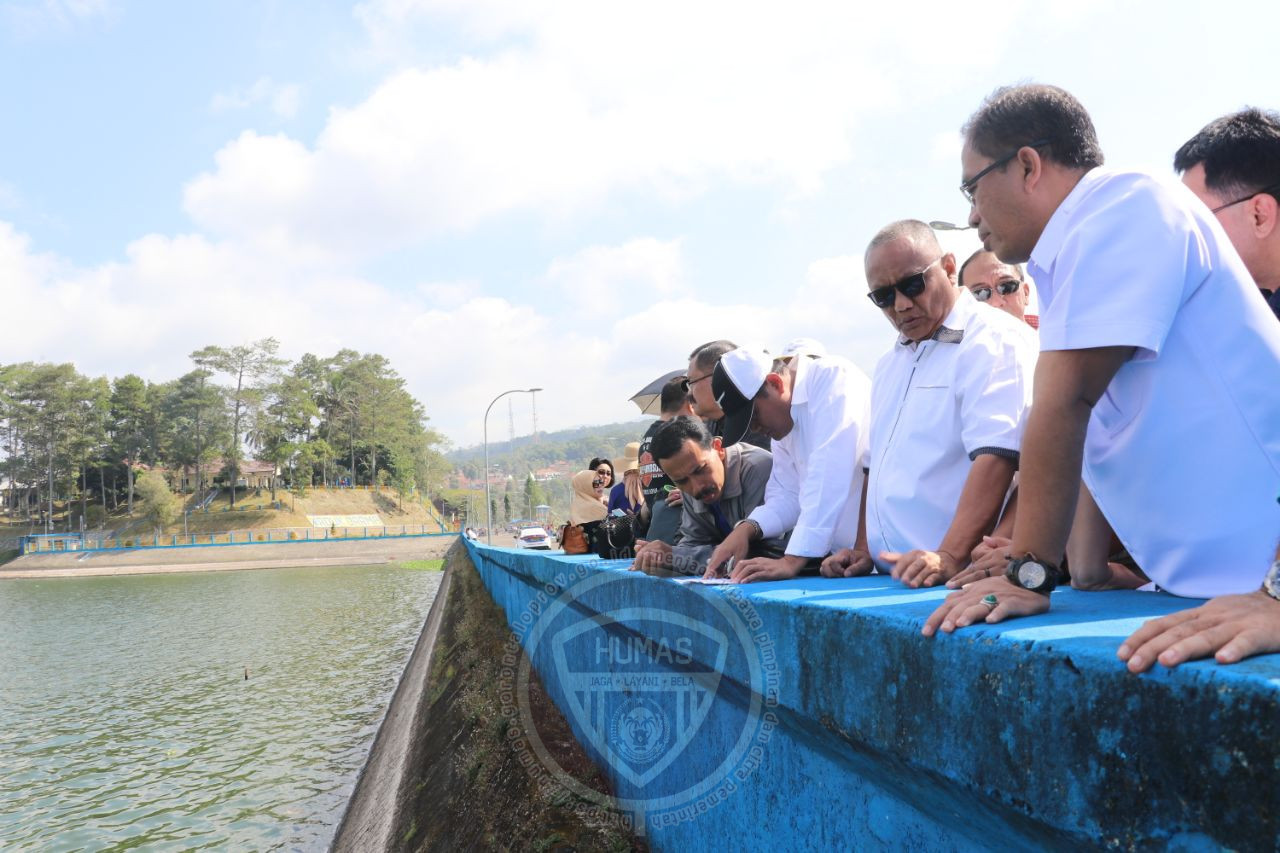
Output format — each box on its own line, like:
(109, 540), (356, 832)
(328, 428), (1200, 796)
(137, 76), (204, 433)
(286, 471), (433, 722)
(991, 487), (1018, 539)
(1064, 483), (1115, 588)
(936, 455), (1017, 567)
(855, 476), (869, 552)
(1010, 396), (1091, 564)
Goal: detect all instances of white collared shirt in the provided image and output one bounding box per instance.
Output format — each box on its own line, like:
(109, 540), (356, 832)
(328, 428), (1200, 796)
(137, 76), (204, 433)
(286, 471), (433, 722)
(747, 355), (871, 558)
(1029, 168), (1280, 598)
(866, 289), (1036, 564)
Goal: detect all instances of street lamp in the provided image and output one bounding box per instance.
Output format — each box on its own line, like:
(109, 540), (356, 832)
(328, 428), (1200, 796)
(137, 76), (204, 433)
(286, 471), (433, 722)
(484, 387), (542, 545)
(928, 220), (974, 231)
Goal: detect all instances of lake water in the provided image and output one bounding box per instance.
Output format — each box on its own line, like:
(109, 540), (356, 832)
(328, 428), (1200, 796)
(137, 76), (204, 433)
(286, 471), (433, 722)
(0, 564), (442, 851)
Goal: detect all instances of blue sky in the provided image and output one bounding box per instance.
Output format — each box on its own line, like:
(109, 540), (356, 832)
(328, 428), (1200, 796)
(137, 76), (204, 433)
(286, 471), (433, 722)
(2, 0), (1277, 445)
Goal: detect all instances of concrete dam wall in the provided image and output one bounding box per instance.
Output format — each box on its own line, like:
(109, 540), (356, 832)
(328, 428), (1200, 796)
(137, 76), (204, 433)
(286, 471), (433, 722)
(339, 539), (1280, 850)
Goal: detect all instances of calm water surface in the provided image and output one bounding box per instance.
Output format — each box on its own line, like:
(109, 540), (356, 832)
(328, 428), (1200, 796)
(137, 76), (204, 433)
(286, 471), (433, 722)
(0, 564), (441, 851)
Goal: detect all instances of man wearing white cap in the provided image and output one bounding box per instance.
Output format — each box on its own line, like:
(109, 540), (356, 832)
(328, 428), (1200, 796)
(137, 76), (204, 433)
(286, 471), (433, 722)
(703, 347), (871, 582)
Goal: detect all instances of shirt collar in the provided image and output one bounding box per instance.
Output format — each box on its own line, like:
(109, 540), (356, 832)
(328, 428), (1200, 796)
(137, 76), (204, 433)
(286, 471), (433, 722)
(789, 352), (814, 406)
(1029, 166), (1108, 274)
(896, 288), (973, 348)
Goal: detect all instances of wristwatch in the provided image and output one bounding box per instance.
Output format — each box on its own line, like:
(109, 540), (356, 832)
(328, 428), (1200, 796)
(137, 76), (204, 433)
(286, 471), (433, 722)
(1262, 559), (1280, 602)
(735, 518), (763, 541)
(1005, 553), (1063, 594)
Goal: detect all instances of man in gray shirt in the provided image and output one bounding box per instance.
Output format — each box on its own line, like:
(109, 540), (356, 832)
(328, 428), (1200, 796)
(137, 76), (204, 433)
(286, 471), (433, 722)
(630, 416), (784, 576)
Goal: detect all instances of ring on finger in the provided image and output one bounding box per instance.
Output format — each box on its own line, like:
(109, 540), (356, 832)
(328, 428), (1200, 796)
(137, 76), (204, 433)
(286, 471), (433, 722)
(983, 567), (991, 578)
(981, 593), (998, 609)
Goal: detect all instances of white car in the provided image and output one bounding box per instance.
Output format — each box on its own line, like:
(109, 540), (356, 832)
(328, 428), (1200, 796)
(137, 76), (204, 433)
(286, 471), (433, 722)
(515, 526), (553, 550)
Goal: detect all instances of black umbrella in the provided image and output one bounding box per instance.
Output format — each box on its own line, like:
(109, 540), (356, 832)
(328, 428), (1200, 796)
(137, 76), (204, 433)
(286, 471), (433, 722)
(628, 369), (687, 415)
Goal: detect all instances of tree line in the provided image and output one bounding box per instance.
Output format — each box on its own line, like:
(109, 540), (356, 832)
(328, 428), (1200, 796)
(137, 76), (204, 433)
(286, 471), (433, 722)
(0, 339), (448, 530)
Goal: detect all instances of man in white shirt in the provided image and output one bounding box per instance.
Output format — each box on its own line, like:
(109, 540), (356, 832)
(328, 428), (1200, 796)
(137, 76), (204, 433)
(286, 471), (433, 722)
(702, 347), (871, 583)
(925, 84), (1280, 672)
(1174, 107), (1280, 320)
(821, 221), (1035, 588)
(957, 249), (1038, 329)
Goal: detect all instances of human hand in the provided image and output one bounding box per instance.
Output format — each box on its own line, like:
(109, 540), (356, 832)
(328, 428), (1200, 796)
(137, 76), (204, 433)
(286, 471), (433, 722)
(704, 533), (749, 579)
(922, 577), (1050, 636)
(881, 549), (960, 588)
(1117, 591), (1280, 672)
(820, 548), (874, 578)
(629, 539), (673, 575)
(948, 536), (1011, 588)
(730, 555), (808, 584)
(665, 489), (684, 508)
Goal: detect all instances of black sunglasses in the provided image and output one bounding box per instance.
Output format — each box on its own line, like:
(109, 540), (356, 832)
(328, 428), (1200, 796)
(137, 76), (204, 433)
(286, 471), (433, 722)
(960, 138), (1053, 205)
(867, 258), (941, 309)
(971, 278), (1022, 303)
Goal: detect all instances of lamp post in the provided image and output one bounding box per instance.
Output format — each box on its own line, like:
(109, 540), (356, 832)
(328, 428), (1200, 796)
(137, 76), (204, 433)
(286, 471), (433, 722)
(484, 387), (542, 545)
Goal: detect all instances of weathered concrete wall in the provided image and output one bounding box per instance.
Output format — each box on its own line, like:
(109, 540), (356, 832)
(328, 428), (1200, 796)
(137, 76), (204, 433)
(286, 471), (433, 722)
(466, 540), (1280, 852)
(332, 541), (640, 852)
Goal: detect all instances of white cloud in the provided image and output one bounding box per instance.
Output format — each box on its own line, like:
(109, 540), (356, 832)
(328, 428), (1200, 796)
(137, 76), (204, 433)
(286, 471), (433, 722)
(210, 77), (302, 120)
(183, 1), (1036, 259)
(0, 220), (902, 444)
(545, 238), (684, 315)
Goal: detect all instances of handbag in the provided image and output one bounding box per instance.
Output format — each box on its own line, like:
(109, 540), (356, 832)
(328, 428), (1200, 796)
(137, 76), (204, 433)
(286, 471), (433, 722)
(560, 523), (589, 554)
(595, 513), (637, 560)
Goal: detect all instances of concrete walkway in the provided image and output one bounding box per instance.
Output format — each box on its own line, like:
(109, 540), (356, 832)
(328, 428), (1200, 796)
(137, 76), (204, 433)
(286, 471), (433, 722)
(0, 535), (456, 579)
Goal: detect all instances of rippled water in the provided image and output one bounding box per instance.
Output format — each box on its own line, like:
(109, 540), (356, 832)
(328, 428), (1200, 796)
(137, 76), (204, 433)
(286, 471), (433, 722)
(0, 564), (441, 851)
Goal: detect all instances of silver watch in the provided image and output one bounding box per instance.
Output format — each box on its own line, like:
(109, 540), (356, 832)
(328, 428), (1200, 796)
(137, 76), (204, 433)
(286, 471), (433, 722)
(1262, 559), (1280, 602)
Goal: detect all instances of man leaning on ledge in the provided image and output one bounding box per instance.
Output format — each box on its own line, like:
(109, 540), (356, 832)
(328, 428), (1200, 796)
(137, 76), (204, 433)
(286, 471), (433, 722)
(629, 416), (784, 576)
(822, 220), (1036, 589)
(924, 83), (1280, 672)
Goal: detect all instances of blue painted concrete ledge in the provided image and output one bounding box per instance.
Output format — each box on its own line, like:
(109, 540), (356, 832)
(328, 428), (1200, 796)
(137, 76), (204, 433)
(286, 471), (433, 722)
(464, 540), (1280, 852)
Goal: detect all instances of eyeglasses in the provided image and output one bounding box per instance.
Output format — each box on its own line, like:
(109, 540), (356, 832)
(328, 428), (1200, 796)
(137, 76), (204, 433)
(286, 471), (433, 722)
(1210, 181), (1280, 214)
(960, 138), (1053, 205)
(867, 258), (942, 309)
(970, 278), (1022, 303)
(592, 478), (603, 488)
(687, 371), (712, 387)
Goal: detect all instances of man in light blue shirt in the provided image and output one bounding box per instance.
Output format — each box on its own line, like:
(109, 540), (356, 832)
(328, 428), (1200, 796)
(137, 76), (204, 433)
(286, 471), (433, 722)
(925, 83), (1280, 672)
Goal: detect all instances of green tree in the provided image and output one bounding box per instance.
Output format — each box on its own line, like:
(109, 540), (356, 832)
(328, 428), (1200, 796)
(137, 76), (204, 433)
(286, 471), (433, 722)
(135, 469), (178, 534)
(109, 374), (150, 515)
(523, 473), (548, 518)
(163, 369), (228, 498)
(191, 338), (285, 507)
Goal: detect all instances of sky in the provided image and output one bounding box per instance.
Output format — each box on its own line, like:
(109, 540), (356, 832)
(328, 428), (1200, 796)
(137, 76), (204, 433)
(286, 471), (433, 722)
(2, 0), (1277, 448)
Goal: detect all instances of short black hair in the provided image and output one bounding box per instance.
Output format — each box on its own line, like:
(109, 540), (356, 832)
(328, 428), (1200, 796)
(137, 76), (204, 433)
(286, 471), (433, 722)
(660, 376), (690, 414)
(957, 249), (1025, 287)
(963, 83), (1104, 171)
(688, 340), (737, 373)
(1174, 107), (1280, 200)
(651, 416), (711, 464)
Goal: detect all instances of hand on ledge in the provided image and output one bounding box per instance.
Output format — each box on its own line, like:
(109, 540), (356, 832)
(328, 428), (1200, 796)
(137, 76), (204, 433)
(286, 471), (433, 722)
(882, 548), (960, 588)
(629, 539), (672, 575)
(922, 576), (1050, 636)
(820, 548), (874, 578)
(704, 529), (750, 579)
(729, 555), (808, 584)
(1118, 590), (1280, 672)
(948, 536), (1011, 588)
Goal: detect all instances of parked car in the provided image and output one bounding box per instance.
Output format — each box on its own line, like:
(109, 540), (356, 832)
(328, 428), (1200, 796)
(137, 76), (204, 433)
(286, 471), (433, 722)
(515, 526), (553, 550)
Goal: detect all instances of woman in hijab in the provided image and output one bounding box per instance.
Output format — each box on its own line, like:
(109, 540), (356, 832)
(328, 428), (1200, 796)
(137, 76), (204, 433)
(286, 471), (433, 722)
(608, 443), (644, 515)
(569, 470), (609, 534)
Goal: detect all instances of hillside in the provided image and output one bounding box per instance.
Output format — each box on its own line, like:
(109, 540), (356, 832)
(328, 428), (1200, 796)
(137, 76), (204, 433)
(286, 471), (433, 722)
(448, 419), (655, 479)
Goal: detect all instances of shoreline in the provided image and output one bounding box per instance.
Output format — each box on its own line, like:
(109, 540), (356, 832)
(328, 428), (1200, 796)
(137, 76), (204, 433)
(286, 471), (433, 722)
(0, 535), (457, 579)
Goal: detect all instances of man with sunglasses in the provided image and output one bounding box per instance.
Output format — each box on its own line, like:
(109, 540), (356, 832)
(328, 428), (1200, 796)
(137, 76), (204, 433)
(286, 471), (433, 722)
(1175, 107), (1280, 321)
(821, 220), (1036, 588)
(925, 84), (1280, 673)
(636, 375), (696, 544)
(958, 249), (1037, 329)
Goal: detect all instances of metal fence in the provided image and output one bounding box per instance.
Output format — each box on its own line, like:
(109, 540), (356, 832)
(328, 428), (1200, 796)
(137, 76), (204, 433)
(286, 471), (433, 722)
(20, 524), (453, 554)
